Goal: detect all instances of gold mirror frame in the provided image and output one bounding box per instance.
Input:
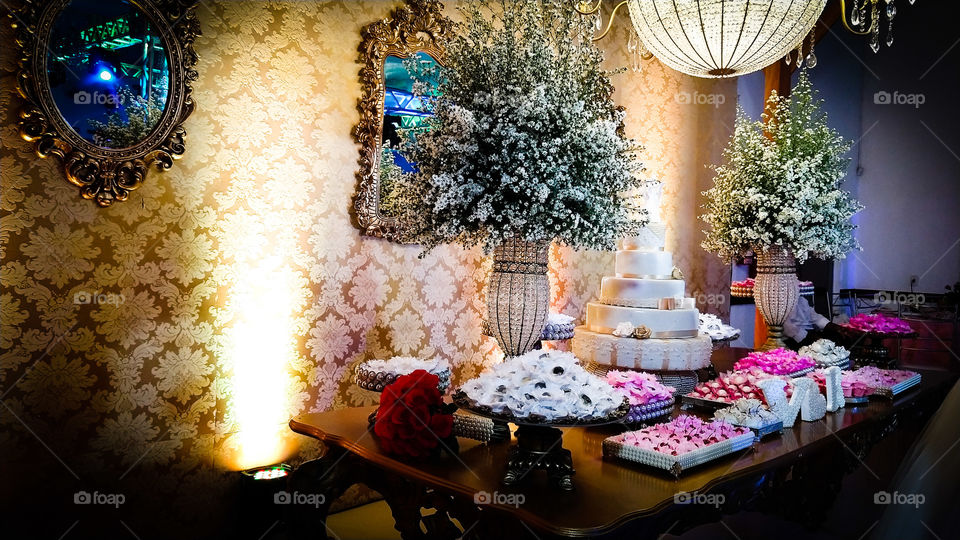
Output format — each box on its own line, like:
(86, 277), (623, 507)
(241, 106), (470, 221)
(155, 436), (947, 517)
(11, 0), (200, 207)
(353, 0), (452, 242)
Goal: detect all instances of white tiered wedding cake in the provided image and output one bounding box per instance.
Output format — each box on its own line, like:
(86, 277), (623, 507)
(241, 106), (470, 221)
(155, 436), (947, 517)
(572, 186), (712, 378)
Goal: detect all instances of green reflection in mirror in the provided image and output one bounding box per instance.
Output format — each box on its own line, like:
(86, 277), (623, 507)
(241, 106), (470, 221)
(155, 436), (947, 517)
(380, 52), (441, 217)
(47, 0), (170, 149)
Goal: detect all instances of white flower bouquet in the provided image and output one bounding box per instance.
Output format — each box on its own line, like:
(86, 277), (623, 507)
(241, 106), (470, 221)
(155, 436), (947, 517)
(392, 0), (645, 252)
(701, 71), (863, 263)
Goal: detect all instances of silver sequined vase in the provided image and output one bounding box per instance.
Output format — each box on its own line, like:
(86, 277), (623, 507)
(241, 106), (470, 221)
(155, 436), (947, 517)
(754, 246), (799, 351)
(487, 239), (550, 358)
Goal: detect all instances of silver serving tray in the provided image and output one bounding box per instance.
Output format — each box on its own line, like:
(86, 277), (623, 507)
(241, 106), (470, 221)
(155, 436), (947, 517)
(746, 419), (783, 440)
(872, 373), (922, 398)
(680, 394), (733, 411)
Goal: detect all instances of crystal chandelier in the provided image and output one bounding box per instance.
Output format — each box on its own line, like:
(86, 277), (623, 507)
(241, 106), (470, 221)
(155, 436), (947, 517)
(577, 0), (916, 78)
(839, 0), (914, 52)
(577, 0), (826, 78)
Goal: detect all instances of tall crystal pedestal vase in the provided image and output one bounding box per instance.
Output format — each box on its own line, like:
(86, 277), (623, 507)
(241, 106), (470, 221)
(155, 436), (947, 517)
(754, 246), (799, 351)
(487, 239), (550, 357)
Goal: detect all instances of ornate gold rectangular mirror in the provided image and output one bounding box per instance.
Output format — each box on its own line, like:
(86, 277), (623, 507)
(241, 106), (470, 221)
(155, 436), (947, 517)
(352, 0), (451, 242)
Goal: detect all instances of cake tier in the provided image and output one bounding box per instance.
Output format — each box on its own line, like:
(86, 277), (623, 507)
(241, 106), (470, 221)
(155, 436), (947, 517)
(586, 302), (699, 337)
(615, 250), (673, 278)
(572, 327), (712, 371)
(600, 276), (685, 306)
(621, 223), (666, 250)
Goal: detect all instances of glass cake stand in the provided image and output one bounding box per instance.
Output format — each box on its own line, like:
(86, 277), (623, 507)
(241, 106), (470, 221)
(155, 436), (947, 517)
(452, 391), (629, 491)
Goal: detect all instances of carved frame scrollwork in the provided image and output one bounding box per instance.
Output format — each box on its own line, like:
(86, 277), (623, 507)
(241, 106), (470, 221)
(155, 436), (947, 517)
(10, 0), (200, 207)
(353, 0), (452, 242)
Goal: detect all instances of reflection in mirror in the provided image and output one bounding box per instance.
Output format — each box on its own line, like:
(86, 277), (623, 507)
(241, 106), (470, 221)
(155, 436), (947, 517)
(47, 0), (170, 149)
(354, 0), (451, 240)
(379, 52), (440, 218)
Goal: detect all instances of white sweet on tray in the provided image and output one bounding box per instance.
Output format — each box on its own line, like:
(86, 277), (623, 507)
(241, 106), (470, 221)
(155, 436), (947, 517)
(713, 398), (779, 429)
(799, 339), (850, 367)
(547, 312), (575, 326)
(363, 356), (451, 376)
(698, 313), (740, 341)
(458, 350), (621, 421)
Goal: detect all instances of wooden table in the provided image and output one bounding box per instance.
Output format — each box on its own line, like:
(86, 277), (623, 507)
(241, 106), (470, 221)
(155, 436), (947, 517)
(287, 351), (956, 539)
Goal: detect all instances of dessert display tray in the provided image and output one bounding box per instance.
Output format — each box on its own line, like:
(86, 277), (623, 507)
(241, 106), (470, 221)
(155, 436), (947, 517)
(451, 391), (629, 427)
(784, 366), (815, 379)
(481, 319), (576, 341)
(541, 321), (576, 341)
(814, 358), (851, 370)
(680, 394), (733, 411)
(355, 365), (452, 393)
(623, 397), (674, 426)
(728, 419), (783, 441)
(708, 332), (741, 346)
(872, 373), (922, 398)
(603, 431), (756, 477)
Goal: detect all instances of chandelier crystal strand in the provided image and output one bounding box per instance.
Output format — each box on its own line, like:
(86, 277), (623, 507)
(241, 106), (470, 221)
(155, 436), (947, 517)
(627, 32), (640, 73)
(625, 0), (826, 78)
(885, 0), (896, 46)
(806, 29), (818, 68)
(869, 0), (881, 52)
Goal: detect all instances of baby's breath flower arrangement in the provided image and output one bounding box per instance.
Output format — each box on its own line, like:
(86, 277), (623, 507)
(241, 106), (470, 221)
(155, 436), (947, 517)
(393, 0), (644, 252)
(701, 71), (862, 264)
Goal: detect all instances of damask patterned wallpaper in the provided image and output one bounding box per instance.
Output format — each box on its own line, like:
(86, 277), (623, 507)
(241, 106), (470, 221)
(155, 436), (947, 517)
(0, 2), (734, 537)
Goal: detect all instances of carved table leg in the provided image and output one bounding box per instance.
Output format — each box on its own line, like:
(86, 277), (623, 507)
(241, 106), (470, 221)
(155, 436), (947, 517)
(286, 446), (355, 539)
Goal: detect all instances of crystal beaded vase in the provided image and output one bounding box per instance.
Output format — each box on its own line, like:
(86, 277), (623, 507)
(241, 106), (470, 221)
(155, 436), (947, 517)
(487, 239), (550, 358)
(754, 246), (799, 351)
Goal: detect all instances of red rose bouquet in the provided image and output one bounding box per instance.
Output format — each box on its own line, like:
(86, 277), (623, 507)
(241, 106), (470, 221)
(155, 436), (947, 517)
(374, 369), (457, 458)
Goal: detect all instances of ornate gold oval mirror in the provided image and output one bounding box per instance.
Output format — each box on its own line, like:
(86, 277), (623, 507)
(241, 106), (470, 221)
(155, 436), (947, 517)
(12, 0), (200, 206)
(353, 0), (452, 242)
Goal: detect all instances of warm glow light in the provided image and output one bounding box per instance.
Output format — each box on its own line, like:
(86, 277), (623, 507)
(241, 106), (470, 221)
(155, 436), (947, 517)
(227, 255), (298, 470)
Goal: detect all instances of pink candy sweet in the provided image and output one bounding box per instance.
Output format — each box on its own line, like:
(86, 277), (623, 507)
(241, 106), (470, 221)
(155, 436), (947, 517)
(845, 366), (918, 389)
(688, 367), (793, 404)
(845, 313), (913, 334)
(612, 415), (751, 457)
(606, 370), (675, 406)
(734, 348), (815, 376)
(808, 367), (916, 397)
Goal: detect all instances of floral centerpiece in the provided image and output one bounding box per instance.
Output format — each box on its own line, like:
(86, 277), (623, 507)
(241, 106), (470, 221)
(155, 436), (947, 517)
(701, 71), (862, 349)
(393, 0), (645, 357)
(374, 370), (457, 458)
